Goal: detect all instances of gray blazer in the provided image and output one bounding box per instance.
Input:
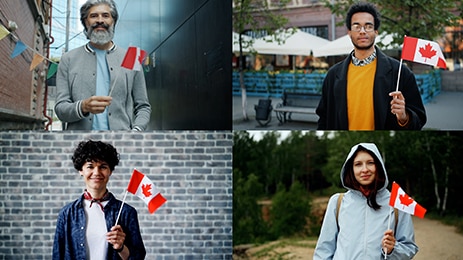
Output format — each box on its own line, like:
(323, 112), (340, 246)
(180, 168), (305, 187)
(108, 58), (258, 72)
(55, 43), (151, 130)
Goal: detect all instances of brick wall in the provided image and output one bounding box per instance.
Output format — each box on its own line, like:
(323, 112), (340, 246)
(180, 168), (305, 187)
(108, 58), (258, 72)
(0, 131), (233, 260)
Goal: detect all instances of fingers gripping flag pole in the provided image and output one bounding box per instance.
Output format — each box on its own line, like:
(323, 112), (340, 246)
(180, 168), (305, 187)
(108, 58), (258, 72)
(115, 169), (167, 226)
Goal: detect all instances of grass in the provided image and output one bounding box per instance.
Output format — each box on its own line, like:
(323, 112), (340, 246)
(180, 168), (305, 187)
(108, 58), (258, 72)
(248, 237), (318, 260)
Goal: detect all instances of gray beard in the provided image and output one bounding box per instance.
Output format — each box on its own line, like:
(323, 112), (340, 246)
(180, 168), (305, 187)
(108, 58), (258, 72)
(88, 26), (114, 45)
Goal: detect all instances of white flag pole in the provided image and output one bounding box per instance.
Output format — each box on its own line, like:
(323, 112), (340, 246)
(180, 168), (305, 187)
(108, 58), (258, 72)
(384, 207), (393, 259)
(108, 71), (120, 97)
(395, 58), (403, 92)
(115, 190), (128, 226)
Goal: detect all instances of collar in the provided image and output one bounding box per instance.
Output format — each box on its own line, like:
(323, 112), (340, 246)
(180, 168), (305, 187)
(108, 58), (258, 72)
(84, 42), (117, 54)
(351, 48), (377, 67)
(83, 189), (111, 211)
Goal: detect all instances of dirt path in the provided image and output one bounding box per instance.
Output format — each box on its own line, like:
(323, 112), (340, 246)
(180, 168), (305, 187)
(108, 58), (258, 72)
(413, 216), (463, 260)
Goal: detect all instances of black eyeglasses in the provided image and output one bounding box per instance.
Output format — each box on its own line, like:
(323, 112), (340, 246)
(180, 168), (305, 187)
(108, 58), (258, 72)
(351, 24), (375, 32)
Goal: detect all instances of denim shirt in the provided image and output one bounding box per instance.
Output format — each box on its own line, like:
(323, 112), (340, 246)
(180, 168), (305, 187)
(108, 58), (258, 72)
(53, 192), (146, 260)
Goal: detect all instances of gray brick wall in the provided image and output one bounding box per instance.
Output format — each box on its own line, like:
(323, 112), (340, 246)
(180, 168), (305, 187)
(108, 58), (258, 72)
(0, 131), (233, 260)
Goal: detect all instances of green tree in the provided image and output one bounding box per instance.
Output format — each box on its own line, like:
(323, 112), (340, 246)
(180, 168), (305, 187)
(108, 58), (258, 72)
(269, 181), (312, 238)
(233, 172), (268, 245)
(324, 0), (461, 46)
(233, 0), (292, 120)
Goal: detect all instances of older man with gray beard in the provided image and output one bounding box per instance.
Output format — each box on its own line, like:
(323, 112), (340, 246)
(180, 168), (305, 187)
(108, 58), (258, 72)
(55, 0), (151, 131)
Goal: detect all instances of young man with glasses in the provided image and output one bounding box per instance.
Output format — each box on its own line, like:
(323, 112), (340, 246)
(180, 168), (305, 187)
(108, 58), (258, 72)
(316, 2), (426, 130)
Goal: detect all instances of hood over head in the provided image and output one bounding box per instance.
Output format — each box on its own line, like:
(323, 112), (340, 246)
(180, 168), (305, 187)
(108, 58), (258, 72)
(340, 143), (388, 192)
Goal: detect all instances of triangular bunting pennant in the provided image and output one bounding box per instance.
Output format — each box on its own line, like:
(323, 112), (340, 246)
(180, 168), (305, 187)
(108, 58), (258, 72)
(47, 63), (58, 79)
(29, 53), (45, 71)
(11, 41), (28, 58)
(0, 24), (10, 40)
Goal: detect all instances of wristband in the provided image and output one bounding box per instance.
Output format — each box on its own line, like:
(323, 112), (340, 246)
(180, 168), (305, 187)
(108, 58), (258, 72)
(115, 244), (124, 253)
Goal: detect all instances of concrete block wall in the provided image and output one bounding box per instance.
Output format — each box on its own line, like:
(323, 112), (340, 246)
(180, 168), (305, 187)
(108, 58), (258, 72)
(0, 131), (233, 260)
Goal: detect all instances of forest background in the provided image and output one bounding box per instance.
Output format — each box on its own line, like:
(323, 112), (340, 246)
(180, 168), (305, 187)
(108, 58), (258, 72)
(233, 130), (463, 246)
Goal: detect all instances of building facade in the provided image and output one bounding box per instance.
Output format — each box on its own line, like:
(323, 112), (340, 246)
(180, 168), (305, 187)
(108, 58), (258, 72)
(0, 0), (51, 130)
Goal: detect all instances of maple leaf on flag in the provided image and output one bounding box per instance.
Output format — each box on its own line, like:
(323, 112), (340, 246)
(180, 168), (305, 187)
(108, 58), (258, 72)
(419, 43), (437, 62)
(142, 184), (152, 197)
(399, 193), (414, 207)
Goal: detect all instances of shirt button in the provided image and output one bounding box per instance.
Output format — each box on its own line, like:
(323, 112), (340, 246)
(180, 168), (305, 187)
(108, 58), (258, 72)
(80, 243), (84, 247)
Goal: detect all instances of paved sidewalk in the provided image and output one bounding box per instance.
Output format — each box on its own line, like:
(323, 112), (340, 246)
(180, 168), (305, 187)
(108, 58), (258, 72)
(233, 91), (463, 130)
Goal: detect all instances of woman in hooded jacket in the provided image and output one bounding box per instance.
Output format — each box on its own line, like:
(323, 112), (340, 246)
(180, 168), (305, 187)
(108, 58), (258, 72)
(314, 143), (418, 259)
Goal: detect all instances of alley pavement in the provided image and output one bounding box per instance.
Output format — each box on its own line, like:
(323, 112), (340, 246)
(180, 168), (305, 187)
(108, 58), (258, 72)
(233, 91), (463, 131)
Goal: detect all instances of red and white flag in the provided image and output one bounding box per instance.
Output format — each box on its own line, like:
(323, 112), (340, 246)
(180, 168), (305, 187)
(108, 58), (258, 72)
(389, 181), (426, 218)
(127, 169), (166, 214)
(121, 46), (147, 71)
(401, 36), (446, 69)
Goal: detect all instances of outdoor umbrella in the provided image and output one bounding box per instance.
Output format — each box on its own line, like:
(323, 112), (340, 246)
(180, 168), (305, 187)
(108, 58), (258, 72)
(313, 33), (398, 57)
(252, 28), (330, 56)
(233, 32), (253, 53)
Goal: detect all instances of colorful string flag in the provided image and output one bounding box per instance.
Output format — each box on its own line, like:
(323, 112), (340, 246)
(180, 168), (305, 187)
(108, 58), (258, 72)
(114, 169), (166, 225)
(121, 46), (147, 71)
(0, 24), (10, 40)
(47, 63), (58, 79)
(11, 41), (27, 58)
(389, 181), (427, 218)
(401, 36), (447, 69)
(394, 36), (447, 92)
(29, 53), (45, 71)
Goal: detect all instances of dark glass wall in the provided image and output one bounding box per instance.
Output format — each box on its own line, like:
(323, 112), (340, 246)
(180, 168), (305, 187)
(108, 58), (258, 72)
(114, 0), (231, 130)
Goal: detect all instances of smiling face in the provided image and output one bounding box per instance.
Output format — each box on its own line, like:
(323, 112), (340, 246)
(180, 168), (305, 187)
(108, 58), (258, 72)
(348, 12), (377, 51)
(85, 4), (115, 46)
(79, 160), (112, 193)
(353, 151), (377, 186)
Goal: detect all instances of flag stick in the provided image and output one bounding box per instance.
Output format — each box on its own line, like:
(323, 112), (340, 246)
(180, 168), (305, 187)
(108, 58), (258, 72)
(384, 207), (393, 259)
(395, 58), (403, 92)
(115, 190), (128, 226)
(108, 71), (120, 97)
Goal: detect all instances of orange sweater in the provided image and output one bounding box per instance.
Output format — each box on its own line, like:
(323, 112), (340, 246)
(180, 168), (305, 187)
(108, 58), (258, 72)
(347, 60), (377, 130)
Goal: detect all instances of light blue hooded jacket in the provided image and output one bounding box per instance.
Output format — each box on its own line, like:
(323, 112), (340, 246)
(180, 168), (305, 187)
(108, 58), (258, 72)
(314, 143), (418, 259)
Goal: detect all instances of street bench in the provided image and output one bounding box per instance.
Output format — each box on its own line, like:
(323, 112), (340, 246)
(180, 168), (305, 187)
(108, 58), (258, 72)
(274, 91), (321, 125)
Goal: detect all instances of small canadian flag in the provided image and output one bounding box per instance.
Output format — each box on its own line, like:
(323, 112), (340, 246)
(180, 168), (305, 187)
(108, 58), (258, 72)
(389, 181), (426, 218)
(121, 46), (147, 71)
(127, 169), (166, 214)
(401, 36), (446, 69)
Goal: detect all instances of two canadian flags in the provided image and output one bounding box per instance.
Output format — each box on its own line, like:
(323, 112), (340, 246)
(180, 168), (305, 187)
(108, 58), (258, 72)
(389, 181), (426, 218)
(401, 36), (446, 69)
(127, 169), (166, 214)
(121, 46), (147, 71)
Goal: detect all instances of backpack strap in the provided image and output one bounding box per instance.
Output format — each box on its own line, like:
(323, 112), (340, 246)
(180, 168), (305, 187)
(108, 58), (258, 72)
(335, 192), (399, 234)
(393, 208), (398, 235)
(336, 193), (344, 230)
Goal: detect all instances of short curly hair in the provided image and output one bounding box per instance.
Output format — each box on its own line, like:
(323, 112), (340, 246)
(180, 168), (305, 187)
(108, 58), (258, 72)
(345, 2), (381, 31)
(72, 140), (119, 171)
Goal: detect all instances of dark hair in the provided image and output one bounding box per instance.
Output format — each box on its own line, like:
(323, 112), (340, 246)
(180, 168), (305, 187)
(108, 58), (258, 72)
(343, 146), (386, 210)
(80, 0), (119, 31)
(345, 2), (381, 30)
(72, 140), (119, 171)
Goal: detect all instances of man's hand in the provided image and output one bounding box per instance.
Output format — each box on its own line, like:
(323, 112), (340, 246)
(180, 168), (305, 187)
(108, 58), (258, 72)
(389, 91), (409, 126)
(106, 225), (126, 252)
(81, 96), (112, 114)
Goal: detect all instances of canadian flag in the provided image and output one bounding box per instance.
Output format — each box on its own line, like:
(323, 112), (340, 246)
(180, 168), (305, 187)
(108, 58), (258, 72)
(127, 169), (166, 214)
(401, 36), (446, 69)
(121, 46), (147, 71)
(389, 181), (426, 218)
